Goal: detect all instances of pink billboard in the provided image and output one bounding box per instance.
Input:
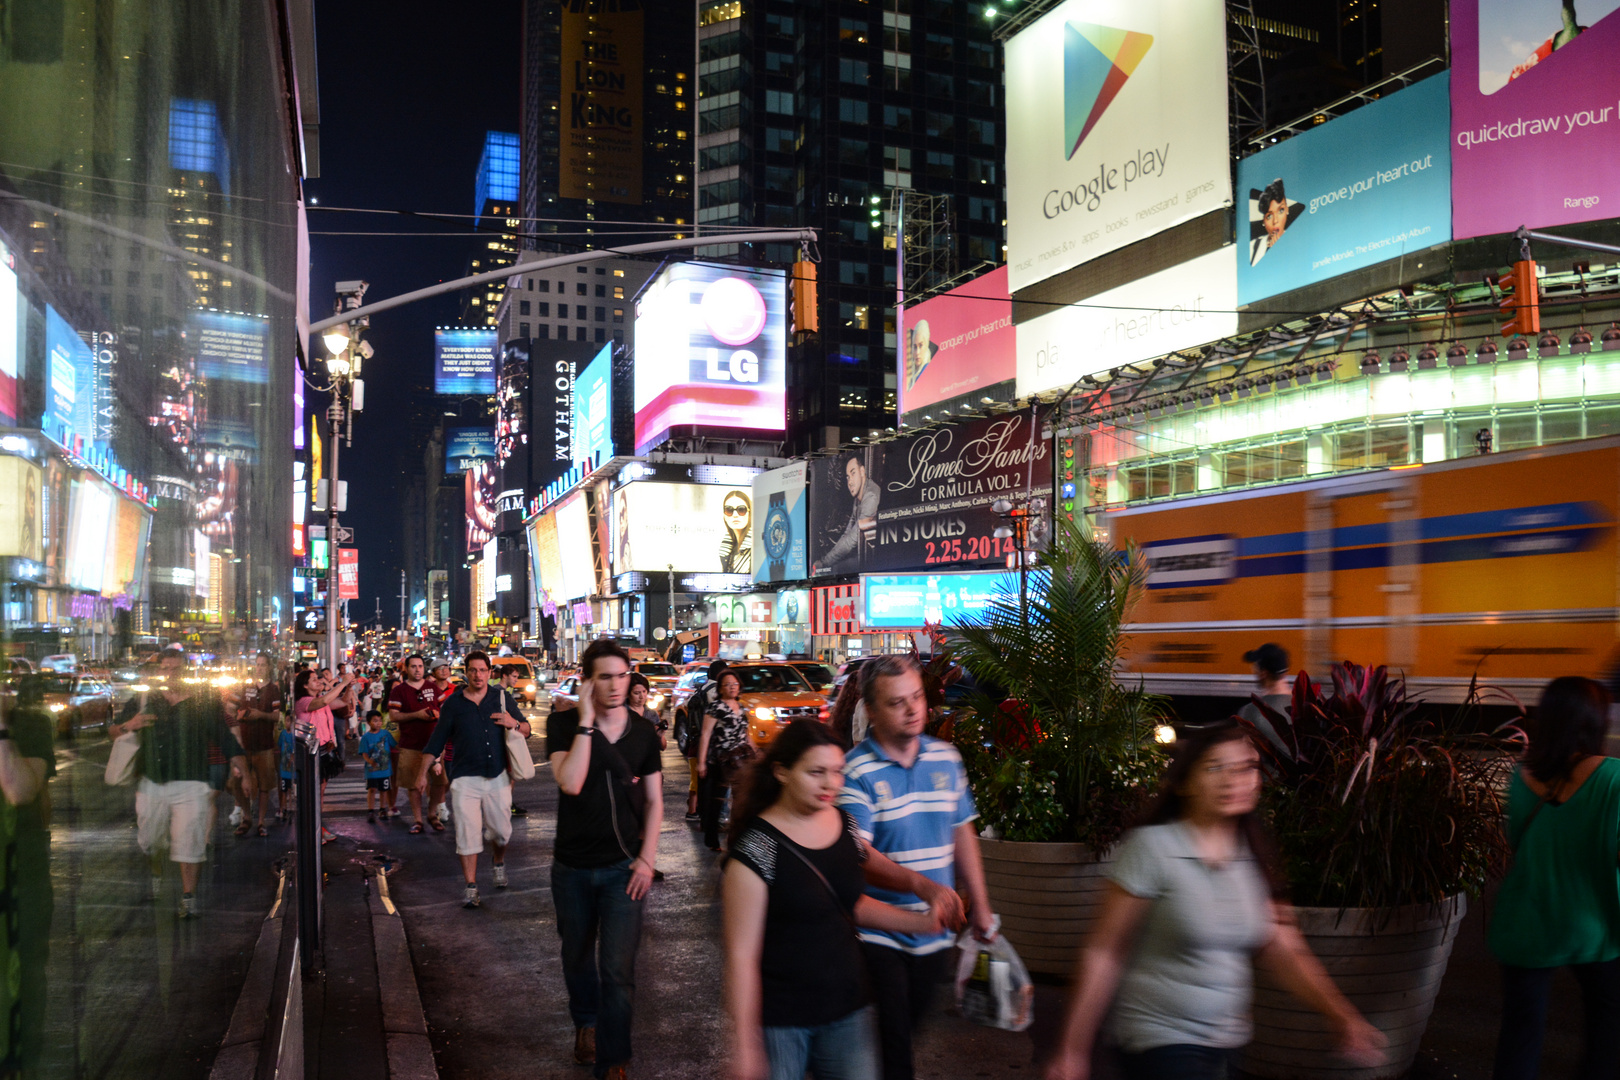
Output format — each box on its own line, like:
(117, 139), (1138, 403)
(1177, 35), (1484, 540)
(898, 265), (1014, 423)
(1452, 0), (1620, 239)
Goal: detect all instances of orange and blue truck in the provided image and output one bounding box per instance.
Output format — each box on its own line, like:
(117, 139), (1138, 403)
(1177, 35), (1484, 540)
(1104, 437), (1620, 703)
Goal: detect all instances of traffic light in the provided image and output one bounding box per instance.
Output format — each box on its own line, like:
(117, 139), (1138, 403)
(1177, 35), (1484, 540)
(790, 260), (819, 335)
(1499, 259), (1540, 339)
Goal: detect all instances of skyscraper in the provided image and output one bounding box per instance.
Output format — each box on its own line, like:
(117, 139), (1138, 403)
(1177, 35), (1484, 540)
(692, 0), (1007, 452)
(519, 0), (695, 251)
(459, 131), (523, 327)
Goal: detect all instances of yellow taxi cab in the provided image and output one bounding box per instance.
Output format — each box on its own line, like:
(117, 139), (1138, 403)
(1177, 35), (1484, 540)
(722, 661), (829, 749)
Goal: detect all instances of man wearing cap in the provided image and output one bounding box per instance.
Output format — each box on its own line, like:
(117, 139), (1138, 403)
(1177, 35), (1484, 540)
(1239, 642), (1293, 756)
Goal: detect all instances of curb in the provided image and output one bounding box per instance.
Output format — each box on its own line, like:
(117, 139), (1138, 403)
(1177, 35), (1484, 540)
(370, 870), (439, 1080)
(209, 869), (291, 1080)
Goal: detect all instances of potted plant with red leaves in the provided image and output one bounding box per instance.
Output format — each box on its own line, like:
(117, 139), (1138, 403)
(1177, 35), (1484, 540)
(1237, 661), (1523, 1080)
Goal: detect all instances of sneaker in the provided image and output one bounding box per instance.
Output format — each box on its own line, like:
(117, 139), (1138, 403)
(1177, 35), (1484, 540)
(603, 1064), (627, 1079)
(684, 811), (700, 821)
(228, 806), (243, 828)
(573, 1026), (596, 1066)
(367, 811), (376, 823)
(179, 893), (197, 919)
(493, 864), (508, 889)
(510, 804), (528, 817)
(462, 884), (480, 909)
(435, 802), (451, 824)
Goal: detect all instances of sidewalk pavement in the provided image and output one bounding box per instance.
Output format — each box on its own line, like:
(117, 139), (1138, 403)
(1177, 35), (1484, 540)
(319, 702), (1586, 1079)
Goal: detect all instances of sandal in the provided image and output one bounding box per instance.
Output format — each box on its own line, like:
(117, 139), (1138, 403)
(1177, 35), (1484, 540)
(234, 823), (251, 836)
(410, 823), (424, 834)
(429, 818), (445, 833)
(256, 825), (269, 837)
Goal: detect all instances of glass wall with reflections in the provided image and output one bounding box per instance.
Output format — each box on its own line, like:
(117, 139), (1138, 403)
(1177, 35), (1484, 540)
(0, 1), (305, 1075)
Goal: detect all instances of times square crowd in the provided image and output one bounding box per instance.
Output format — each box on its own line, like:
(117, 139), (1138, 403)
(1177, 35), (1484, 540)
(3, 641), (1619, 1080)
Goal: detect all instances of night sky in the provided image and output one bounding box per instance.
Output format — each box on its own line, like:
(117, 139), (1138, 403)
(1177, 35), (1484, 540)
(305, 0), (520, 627)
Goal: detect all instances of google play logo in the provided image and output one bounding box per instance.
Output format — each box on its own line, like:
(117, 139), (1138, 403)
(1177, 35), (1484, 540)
(1064, 21), (1153, 160)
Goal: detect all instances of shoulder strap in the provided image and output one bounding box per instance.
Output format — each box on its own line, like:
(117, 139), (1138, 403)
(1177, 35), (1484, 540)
(776, 823), (858, 929)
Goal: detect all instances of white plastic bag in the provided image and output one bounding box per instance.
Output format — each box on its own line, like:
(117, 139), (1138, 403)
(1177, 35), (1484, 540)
(954, 917), (1034, 1032)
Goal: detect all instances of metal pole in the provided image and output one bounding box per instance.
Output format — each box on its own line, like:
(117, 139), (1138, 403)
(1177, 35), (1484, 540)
(307, 230), (818, 335)
(326, 394), (344, 675)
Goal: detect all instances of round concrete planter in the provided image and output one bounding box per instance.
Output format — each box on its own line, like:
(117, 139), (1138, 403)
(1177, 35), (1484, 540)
(978, 838), (1114, 977)
(1239, 895), (1466, 1080)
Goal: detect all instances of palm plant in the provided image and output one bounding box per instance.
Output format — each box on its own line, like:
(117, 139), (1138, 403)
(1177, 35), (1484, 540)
(1245, 661), (1523, 911)
(949, 516), (1166, 849)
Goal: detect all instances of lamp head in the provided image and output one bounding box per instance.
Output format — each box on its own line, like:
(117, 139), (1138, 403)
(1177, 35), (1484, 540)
(322, 324), (351, 358)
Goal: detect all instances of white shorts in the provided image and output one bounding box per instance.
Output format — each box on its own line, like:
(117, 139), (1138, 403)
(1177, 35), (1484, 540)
(135, 778), (215, 864)
(449, 772), (512, 856)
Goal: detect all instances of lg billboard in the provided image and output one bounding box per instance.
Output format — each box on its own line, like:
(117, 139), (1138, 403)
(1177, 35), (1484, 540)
(633, 263), (786, 452)
(1004, 0), (1231, 293)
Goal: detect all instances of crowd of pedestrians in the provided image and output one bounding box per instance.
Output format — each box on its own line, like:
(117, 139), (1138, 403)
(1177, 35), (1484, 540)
(36, 635), (1620, 1080)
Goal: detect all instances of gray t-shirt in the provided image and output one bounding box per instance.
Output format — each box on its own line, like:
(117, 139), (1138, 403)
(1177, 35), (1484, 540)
(1107, 821), (1275, 1053)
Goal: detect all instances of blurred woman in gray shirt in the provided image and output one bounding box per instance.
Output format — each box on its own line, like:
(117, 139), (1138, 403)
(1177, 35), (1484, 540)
(1044, 721), (1384, 1080)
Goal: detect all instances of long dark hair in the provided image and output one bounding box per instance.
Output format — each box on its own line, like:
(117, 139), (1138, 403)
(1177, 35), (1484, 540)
(726, 720), (845, 851)
(1138, 719), (1287, 899)
(1523, 676), (1611, 787)
(293, 669), (317, 702)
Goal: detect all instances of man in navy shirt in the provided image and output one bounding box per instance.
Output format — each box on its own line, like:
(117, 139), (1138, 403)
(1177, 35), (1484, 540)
(425, 652), (530, 909)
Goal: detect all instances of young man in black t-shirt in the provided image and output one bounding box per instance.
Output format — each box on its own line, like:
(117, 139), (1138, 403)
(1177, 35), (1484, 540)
(546, 640), (663, 1079)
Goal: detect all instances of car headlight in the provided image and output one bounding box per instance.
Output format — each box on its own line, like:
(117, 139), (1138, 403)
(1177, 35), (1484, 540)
(526, 682), (537, 691)
(649, 693), (665, 710)
(48, 703), (65, 713)
(753, 706), (776, 722)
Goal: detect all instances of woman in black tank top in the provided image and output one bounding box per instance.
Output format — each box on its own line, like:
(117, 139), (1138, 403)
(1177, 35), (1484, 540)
(722, 720), (942, 1080)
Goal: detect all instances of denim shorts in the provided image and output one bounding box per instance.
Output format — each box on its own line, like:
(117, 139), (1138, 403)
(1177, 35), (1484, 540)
(763, 1005), (879, 1080)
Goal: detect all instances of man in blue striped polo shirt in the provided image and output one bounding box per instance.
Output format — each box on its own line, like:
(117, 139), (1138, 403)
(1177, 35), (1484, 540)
(838, 654), (996, 1080)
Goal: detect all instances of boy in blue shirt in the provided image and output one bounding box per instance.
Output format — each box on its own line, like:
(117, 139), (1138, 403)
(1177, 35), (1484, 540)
(358, 709), (397, 823)
(277, 723), (298, 822)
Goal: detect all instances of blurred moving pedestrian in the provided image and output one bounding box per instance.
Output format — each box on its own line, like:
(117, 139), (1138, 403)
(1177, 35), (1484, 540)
(388, 655), (444, 834)
(546, 640), (663, 1079)
(1, 673), (56, 1073)
(699, 669), (753, 851)
(234, 652), (283, 836)
(838, 655), (993, 1080)
(1236, 643), (1292, 758)
(109, 646), (247, 917)
(1489, 676), (1620, 1080)
(627, 673), (668, 752)
(424, 652), (530, 908)
(679, 660), (727, 820)
(1044, 720), (1384, 1080)
(723, 720), (941, 1080)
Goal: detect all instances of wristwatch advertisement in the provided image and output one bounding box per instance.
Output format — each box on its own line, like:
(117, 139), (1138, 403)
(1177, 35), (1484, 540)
(763, 490), (790, 582)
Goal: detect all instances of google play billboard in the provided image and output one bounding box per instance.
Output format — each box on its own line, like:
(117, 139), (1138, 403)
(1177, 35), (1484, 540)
(1004, 0), (1231, 292)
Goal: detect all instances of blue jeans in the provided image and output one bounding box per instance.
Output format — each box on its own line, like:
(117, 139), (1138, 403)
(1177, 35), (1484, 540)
(764, 1006), (880, 1080)
(551, 858), (645, 1077)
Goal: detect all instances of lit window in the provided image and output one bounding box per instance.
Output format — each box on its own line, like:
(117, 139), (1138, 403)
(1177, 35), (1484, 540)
(613, 270), (625, 277)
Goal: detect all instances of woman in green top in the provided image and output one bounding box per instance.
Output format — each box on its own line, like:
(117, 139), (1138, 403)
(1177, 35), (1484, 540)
(1489, 676), (1620, 1079)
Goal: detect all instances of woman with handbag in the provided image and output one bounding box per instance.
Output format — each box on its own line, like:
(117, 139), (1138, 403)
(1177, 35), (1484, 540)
(293, 667), (354, 845)
(1489, 676), (1620, 1079)
(698, 670), (752, 852)
(723, 720), (941, 1080)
